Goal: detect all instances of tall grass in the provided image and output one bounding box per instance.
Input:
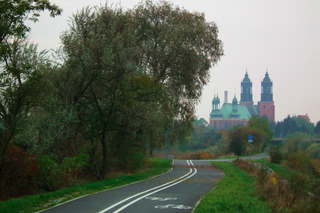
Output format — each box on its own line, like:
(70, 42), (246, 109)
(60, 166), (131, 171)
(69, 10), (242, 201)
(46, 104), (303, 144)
(0, 158), (171, 213)
(194, 161), (270, 213)
(235, 158), (320, 213)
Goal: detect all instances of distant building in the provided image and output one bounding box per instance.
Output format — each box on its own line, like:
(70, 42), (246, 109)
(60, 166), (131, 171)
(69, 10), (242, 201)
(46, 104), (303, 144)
(209, 71), (275, 129)
(298, 114), (310, 123)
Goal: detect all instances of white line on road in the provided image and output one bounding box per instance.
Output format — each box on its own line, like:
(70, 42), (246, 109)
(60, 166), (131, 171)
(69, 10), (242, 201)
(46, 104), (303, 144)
(97, 160), (196, 213)
(112, 160), (197, 213)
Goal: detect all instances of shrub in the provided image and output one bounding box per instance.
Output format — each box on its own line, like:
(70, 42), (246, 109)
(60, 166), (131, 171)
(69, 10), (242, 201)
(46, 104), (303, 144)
(285, 151), (316, 174)
(307, 143), (320, 159)
(283, 132), (312, 153)
(267, 145), (283, 164)
(177, 151), (214, 160)
(0, 144), (39, 200)
(35, 154), (62, 192)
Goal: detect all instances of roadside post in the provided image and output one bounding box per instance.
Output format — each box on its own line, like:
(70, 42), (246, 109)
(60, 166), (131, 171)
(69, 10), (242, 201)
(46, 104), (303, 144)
(165, 131), (168, 159)
(248, 135), (253, 159)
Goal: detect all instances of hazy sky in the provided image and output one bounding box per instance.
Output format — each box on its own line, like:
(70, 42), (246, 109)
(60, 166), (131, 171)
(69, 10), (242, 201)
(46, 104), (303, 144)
(28, 0), (320, 123)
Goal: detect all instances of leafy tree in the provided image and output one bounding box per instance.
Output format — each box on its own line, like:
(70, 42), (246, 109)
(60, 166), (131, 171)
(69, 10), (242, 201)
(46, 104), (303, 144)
(58, 2), (223, 178)
(0, 0), (62, 58)
(274, 121), (283, 138)
(248, 115), (274, 151)
(314, 121), (320, 134)
(267, 145), (283, 164)
(292, 116), (314, 135)
(307, 143), (320, 159)
(133, 0), (223, 132)
(0, 1), (61, 199)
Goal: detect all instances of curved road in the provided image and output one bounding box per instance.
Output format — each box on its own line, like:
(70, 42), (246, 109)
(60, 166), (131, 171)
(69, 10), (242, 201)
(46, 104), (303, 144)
(40, 160), (224, 213)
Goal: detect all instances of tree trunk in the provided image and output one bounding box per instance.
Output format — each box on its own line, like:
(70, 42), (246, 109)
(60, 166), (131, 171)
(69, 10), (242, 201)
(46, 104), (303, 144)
(100, 123), (108, 179)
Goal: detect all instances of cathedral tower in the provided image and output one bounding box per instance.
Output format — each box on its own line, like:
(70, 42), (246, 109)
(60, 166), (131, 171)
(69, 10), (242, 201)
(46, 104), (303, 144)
(240, 72), (253, 105)
(259, 71), (275, 122)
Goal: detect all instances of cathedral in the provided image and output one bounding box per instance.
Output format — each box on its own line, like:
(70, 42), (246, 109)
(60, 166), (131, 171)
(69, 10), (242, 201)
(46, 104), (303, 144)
(209, 71), (275, 129)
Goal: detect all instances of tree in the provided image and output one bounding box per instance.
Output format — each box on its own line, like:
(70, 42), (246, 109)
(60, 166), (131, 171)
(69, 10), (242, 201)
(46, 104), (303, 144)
(0, 0), (62, 59)
(0, 1), (62, 199)
(58, 1), (223, 178)
(134, 0), (223, 127)
(293, 116), (314, 135)
(248, 115), (274, 151)
(314, 121), (320, 134)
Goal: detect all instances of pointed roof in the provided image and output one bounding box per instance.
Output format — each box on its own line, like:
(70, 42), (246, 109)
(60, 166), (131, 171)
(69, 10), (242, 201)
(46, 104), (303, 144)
(262, 71), (271, 82)
(232, 94), (238, 104)
(242, 71), (252, 83)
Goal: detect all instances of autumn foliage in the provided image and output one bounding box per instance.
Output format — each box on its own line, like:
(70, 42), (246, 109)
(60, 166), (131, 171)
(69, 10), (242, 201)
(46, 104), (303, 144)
(0, 144), (39, 199)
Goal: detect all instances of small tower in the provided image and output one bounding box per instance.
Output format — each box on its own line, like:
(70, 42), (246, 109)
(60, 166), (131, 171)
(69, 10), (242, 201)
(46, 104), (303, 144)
(240, 71), (253, 105)
(210, 93), (223, 128)
(261, 71), (273, 102)
(230, 95), (240, 118)
(259, 71), (275, 123)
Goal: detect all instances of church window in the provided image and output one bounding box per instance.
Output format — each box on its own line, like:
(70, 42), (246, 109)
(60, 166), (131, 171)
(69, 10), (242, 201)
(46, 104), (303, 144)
(263, 105), (265, 109)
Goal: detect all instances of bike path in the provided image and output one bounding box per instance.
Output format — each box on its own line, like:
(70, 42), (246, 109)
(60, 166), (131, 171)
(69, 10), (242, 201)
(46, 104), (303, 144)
(40, 160), (224, 213)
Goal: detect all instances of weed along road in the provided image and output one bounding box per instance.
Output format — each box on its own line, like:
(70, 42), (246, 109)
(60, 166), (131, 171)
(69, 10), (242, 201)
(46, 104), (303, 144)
(40, 160), (224, 213)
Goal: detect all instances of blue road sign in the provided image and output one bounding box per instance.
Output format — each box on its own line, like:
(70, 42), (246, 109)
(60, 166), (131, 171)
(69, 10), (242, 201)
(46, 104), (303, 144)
(248, 135), (253, 140)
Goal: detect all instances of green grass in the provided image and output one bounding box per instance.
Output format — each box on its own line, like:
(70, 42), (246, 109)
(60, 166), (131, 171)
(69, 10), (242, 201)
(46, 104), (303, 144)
(0, 158), (172, 213)
(254, 158), (292, 180)
(216, 152), (266, 159)
(194, 161), (271, 213)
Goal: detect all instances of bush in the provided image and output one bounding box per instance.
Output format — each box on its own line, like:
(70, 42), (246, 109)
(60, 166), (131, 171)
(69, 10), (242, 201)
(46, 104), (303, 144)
(267, 145), (283, 164)
(307, 143), (320, 159)
(35, 154), (62, 192)
(35, 154), (90, 192)
(0, 144), (39, 200)
(283, 132), (312, 153)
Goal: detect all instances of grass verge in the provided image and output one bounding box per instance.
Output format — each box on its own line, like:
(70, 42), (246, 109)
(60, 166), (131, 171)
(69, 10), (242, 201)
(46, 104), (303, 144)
(194, 161), (271, 213)
(254, 158), (292, 180)
(216, 152), (267, 159)
(0, 158), (171, 213)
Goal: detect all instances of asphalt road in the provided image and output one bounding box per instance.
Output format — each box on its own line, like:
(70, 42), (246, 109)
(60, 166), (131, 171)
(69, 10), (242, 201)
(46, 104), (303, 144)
(40, 160), (224, 213)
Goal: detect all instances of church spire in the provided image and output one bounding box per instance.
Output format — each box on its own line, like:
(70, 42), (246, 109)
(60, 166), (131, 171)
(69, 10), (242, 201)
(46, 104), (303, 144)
(261, 71), (273, 102)
(240, 71), (253, 105)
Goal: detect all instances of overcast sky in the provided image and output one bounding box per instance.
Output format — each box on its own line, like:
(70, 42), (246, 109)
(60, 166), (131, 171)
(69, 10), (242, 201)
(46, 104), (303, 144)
(28, 0), (320, 123)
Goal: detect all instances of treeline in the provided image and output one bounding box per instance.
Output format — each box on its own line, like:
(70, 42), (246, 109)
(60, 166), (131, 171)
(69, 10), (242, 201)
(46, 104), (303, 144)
(0, 0), (223, 200)
(184, 115), (320, 157)
(274, 115), (318, 138)
(180, 115), (273, 156)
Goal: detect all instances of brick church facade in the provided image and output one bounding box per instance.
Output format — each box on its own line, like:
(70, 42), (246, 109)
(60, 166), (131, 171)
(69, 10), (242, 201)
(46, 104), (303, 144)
(209, 71), (275, 129)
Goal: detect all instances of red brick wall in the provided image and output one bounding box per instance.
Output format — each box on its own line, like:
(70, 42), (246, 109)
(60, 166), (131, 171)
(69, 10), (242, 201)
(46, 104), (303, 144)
(210, 119), (247, 129)
(259, 102), (275, 122)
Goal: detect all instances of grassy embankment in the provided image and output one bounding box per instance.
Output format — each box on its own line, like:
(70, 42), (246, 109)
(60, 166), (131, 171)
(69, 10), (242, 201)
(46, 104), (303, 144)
(0, 158), (172, 213)
(194, 161), (271, 213)
(254, 158), (292, 180)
